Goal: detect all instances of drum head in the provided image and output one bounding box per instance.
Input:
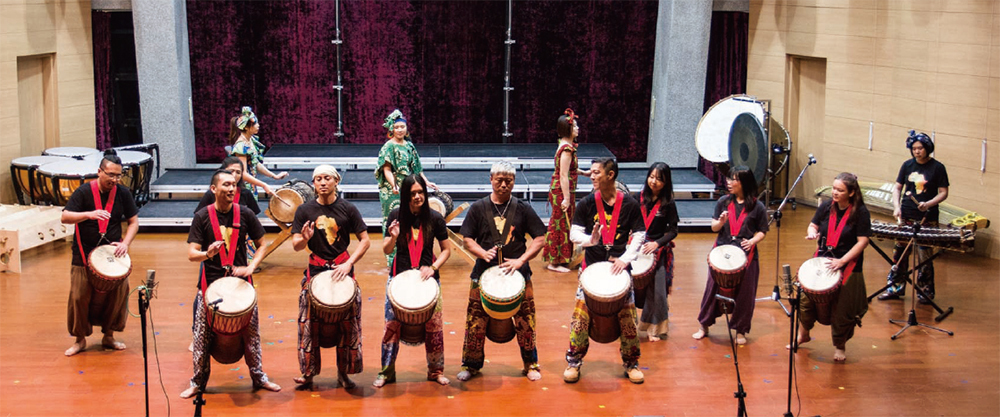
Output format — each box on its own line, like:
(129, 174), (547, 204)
(116, 150), (152, 165)
(480, 266), (525, 300)
(708, 245), (747, 272)
(729, 112), (768, 184)
(797, 258), (840, 292)
(388, 269), (439, 311)
(427, 189), (453, 217)
(631, 252), (655, 275)
(205, 277), (257, 315)
(42, 147), (100, 159)
(88, 245), (132, 278)
(696, 95), (766, 163)
(310, 270), (357, 307)
(36, 159), (101, 177)
(11, 155), (67, 168)
(580, 261), (631, 299)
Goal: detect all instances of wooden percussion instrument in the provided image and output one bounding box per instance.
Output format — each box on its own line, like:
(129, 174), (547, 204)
(797, 257), (841, 326)
(870, 220), (975, 252)
(87, 244), (132, 293)
(268, 180), (315, 224)
(309, 270), (358, 324)
(580, 261), (632, 344)
(205, 277), (257, 364)
(387, 269), (440, 345)
(708, 245), (747, 299)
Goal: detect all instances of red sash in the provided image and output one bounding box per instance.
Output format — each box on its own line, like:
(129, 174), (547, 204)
(305, 252), (353, 287)
(594, 190), (623, 248)
(200, 204), (247, 298)
(725, 199), (756, 263)
(74, 182), (118, 267)
(640, 194), (660, 231)
(393, 225), (435, 276)
(815, 204), (856, 282)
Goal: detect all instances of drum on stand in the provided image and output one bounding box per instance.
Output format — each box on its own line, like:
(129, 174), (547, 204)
(708, 245), (748, 300)
(309, 270), (358, 348)
(116, 150), (154, 205)
(695, 95), (767, 164)
(479, 266), (526, 343)
(268, 180), (315, 224)
(797, 257), (842, 326)
(387, 269), (440, 345)
(427, 189), (454, 218)
(9, 155), (67, 205)
(35, 159), (100, 206)
(580, 261), (632, 344)
(42, 147), (100, 160)
(204, 277), (258, 364)
(87, 244), (132, 293)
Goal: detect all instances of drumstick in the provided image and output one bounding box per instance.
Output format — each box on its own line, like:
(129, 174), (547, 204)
(271, 193), (292, 207)
(906, 191), (919, 205)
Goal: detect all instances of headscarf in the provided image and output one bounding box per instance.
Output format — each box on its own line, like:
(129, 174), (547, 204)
(905, 130), (934, 154)
(312, 164), (341, 181)
(236, 106), (258, 130)
(383, 109), (406, 137)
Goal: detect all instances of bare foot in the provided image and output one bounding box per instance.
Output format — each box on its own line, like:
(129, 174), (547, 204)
(293, 375), (313, 385)
(431, 375), (450, 386)
(337, 373), (356, 389)
(546, 264), (571, 273)
(179, 385), (200, 399)
(102, 336), (126, 351)
(188, 341), (194, 352)
(373, 375), (393, 388)
(786, 332), (812, 350)
(692, 326), (708, 340)
(647, 334), (661, 342)
(258, 381), (281, 392)
(833, 348), (847, 362)
(735, 333), (747, 345)
(525, 369), (541, 381)
(65, 338), (86, 356)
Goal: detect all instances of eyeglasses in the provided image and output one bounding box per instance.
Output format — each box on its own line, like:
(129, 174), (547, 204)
(100, 170), (123, 179)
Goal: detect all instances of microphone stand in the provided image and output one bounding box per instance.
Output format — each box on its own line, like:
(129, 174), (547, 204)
(138, 273), (153, 417)
(194, 300), (220, 417)
(717, 296), (748, 417)
(783, 282), (803, 417)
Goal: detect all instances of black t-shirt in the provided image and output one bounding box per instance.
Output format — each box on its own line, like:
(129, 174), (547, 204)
(384, 208), (449, 276)
(896, 158), (949, 223)
(634, 193), (679, 247)
(195, 186), (260, 215)
(712, 195), (769, 251)
(64, 183), (139, 266)
(572, 191), (645, 266)
(291, 197), (366, 274)
(810, 200), (872, 270)
(459, 196), (547, 280)
(188, 204), (266, 286)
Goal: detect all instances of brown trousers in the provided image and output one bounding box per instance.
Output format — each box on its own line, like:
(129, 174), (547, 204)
(67, 265), (129, 338)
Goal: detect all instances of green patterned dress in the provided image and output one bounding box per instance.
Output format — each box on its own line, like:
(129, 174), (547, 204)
(375, 139), (424, 266)
(229, 136), (266, 200)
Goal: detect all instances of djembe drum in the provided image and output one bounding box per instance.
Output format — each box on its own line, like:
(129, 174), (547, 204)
(204, 277), (257, 364)
(797, 257), (842, 326)
(309, 270), (359, 347)
(708, 245), (748, 299)
(580, 261), (632, 344)
(387, 269), (440, 345)
(479, 266), (526, 343)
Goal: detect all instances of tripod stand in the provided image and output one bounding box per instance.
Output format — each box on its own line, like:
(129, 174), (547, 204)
(888, 222), (953, 340)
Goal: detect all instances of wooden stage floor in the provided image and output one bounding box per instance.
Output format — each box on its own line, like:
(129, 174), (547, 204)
(1, 208), (997, 416)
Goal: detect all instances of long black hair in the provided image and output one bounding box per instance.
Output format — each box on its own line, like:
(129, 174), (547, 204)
(398, 174), (431, 240)
(834, 172), (864, 226)
(640, 162), (674, 208)
(728, 166), (758, 212)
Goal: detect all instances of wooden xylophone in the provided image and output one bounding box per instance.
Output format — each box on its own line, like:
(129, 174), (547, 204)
(870, 220), (975, 252)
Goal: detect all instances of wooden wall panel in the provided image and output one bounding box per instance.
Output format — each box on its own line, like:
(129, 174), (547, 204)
(56, 53), (93, 82)
(749, 0), (1000, 258)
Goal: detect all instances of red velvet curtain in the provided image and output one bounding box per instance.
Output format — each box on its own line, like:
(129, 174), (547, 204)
(185, 0), (658, 163)
(699, 11), (749, 189)
(92, 11), (114, 150)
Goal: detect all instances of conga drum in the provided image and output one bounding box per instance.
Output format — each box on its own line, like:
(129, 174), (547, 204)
(580, 261), (632, 344)
(35, 158), (100, 205)
(42, 147), (100, 160)
(387, 269), (440, 345)
(87, 244), (132, 293)
(9, 155), (67, 204)
(268, 180), (315, 224)
(479, 266), (526, 343)
(797, 257), (842, 326)
(204, 277), (257, 364)
(708, 245), (748, 299)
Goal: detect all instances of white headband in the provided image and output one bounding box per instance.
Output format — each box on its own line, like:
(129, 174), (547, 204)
(312, 164), (340, 180)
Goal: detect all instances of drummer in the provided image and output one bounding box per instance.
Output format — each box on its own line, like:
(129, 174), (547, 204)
(457, 161), (547, 382)
(375, 174), (452, 388)
(290, 165), (370, 388)
(61, 149), (139, 356)
(693, 167), (768, 346)
(796, 172), (870, 362)
(565, 157), (646, 384)
(180, 169), (280, 399)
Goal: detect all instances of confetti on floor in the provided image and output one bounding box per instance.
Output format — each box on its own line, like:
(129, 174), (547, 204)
(961, 380), (969, 384)
(444, 322), (452, 325)
(447, 396), (454, 399)
(278, 340), (283, 343)
(838, 386), (844, 390)
(561, 325), (567, 329)
(239, 376), (244, 379)
(725, 355), (731, 358)
(640, 367), (649, 370)
(770, 353), (778, 356)
(599, 405), (605, 409)
(267, 342), (274, 345)
(449, 331), (456, 335)
(128, 382), (134, 386)
(813, 366), (820, 370)
(763, 379), (772, 383)
(155, 332), (160, 336)
(78, 371), (84, 374)
(13, 381), (19, 384)
(312, 394), (320, 398)
(230, 367), (241, 371)
(179, 303), (185, 306)
(541, 387), (548, 391)
(268, 315), (274, 319)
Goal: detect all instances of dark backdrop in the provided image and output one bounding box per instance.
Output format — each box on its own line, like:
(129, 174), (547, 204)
(185, 0), (658, 163)
(700, 11), (749, 189)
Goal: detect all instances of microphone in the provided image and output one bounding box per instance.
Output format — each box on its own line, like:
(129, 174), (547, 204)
(144, 270), (156, 298)
(782, 264), (793, 296)
(208, 298), (224, 307)
(715, 294), (736, 304)
(807, 154), (817, 165)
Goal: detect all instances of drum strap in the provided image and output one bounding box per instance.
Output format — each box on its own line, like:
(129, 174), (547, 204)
(488, 197), (519, 264)
(408, 226), (424, 273)
(725, 200), (756, 263)
(75, 182), (119, 266)
(639, 194), (660, 231)
(594, 190), (624, 253)
(815, 205), (857, 281)
(208, 204), (241, 271)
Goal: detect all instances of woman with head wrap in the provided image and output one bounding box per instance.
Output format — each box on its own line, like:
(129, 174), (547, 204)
(228, 106), (289, 201)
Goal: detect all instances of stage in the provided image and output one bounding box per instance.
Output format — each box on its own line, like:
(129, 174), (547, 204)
(1, 208), (997, 416)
